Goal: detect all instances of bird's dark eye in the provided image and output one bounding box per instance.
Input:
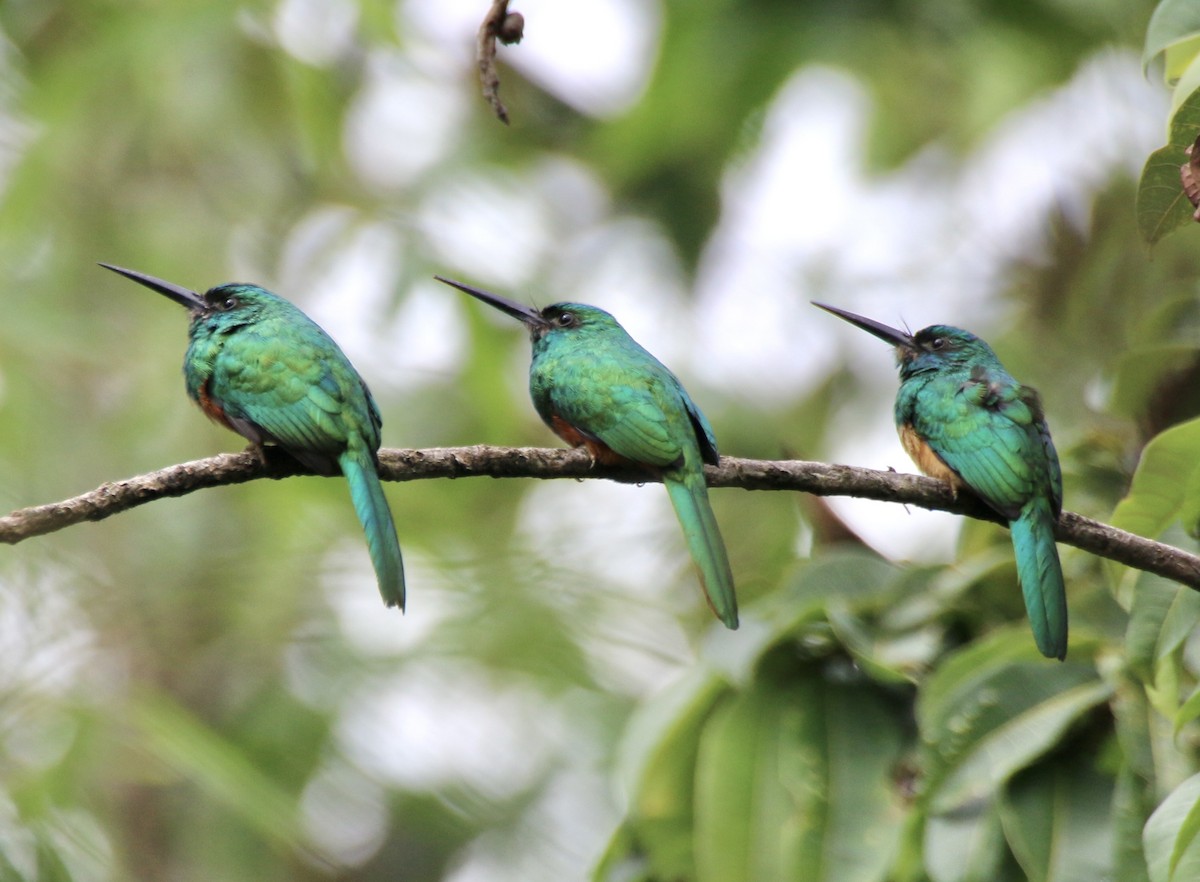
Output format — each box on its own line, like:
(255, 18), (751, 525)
(221, 296), (238, 311)
(930, 337), (945, 350)
(555, 312), (576, 327)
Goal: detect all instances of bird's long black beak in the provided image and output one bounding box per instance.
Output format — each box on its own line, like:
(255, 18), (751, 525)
(434, 276), (550, 330)
(99, 263), (207, 312)
(812, 302), (914, 349)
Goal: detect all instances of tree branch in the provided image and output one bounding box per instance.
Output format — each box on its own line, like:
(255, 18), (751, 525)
(2, 446), (1196, 589)
(475, 0), (524, 125)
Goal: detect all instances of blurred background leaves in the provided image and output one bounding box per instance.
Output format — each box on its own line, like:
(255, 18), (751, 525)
(2, 0), (1200, 880)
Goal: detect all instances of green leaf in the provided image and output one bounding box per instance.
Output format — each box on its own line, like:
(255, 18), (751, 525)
(826, 605), (935, 684)
(917, 631), (1111, 813)
(1175, 682), (1200, 732)
(1114, 763), (1155, 882)
(1171, 52), (1200, 118)
(923, 803), (1007, 882)
(615, 667), (726, 806)
(1137, 144), (1195, 246)
(1144, 772), (1200, 882)
(1135, 89), (1200, 245)
(603, 668), (728, 881)
(1158, 584), (1200, 653)
(1167, 38), (1200, 85)
(702, 553), (904, 685)
(1111, 417), (1200, 539)
(1126, 573), (1200, 681)
(693, 677), (905, 882)
(881, 559), (998, 632)
(1110, 345), (1200, 422)
(1112, 675), (1156, 784)
(998, 756), (1114, 882)
(1145, 0), (1200, 77)
(786, 553), (905, 611)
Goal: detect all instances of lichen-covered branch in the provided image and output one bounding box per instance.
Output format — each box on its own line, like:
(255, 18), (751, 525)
(2, 446), (1196, 589)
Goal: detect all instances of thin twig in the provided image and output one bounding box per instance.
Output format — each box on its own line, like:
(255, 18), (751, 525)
(476, 0), (524, 125)
(1, 446), (1196, 589)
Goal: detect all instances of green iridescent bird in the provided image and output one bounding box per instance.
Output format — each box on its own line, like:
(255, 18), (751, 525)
(437, 276), (738, 630)
(815, 303), (1067, 659)
(101, 263), (404, 609)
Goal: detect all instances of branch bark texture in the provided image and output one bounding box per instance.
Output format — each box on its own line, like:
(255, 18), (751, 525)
(2, 446), (1196, 590)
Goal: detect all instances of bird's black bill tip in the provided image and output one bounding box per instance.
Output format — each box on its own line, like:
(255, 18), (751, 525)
(434, 275), (546, 327)
(100, 262), (206, 311)
(812, 301), (913, 349)
(432, 274), (466, 292)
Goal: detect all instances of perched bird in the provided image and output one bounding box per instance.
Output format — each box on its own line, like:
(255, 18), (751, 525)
(814, 303), (1067, 659)
(101, 263), (404, 609)
(437, 276), (739, 630)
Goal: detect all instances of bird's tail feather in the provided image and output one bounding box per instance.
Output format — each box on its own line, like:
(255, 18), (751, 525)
(340, 445), (405, 609)
(664, 467), (738, 629)
(1011, 496), (1067, 660)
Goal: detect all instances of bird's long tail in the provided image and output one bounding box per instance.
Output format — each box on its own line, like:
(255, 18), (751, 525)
(1010, 495), (1067, 659)
(339, 444), (405, 609)
(664, 465), (738, 630)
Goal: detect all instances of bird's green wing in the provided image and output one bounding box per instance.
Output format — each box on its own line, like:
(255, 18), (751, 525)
(209, 327), (376, 466)
(1037, 408), (1063, 516)
(550, 376), (684, 468)
(912, 369), (1053, 520)
(530, 321), (715, 468)
(680, 386), (720, 465)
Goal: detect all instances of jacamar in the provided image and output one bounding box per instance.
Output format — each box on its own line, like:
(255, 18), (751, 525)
(814, 303), (1067, 659)
(437, 276), (739, 630)
(102, 264), (405, 609)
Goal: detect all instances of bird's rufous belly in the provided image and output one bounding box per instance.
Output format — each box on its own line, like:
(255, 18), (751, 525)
(549, 414), (632, 466)
(899, 423), (966, 491)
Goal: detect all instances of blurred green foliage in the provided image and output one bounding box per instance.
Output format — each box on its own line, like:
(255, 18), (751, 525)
(2, 0), (1200, 880)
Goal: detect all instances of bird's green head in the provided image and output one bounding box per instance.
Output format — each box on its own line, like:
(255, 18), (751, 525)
(812, 303), (996, 378)
(898, 325), (995, 376)
(435, 276), (622, 343)
(100, 264), (284, 328)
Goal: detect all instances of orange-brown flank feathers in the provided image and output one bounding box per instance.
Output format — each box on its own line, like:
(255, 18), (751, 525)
(196, 377), (237, 432)
(899, 422), (967, 492)
(549, 413), (634, 466)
